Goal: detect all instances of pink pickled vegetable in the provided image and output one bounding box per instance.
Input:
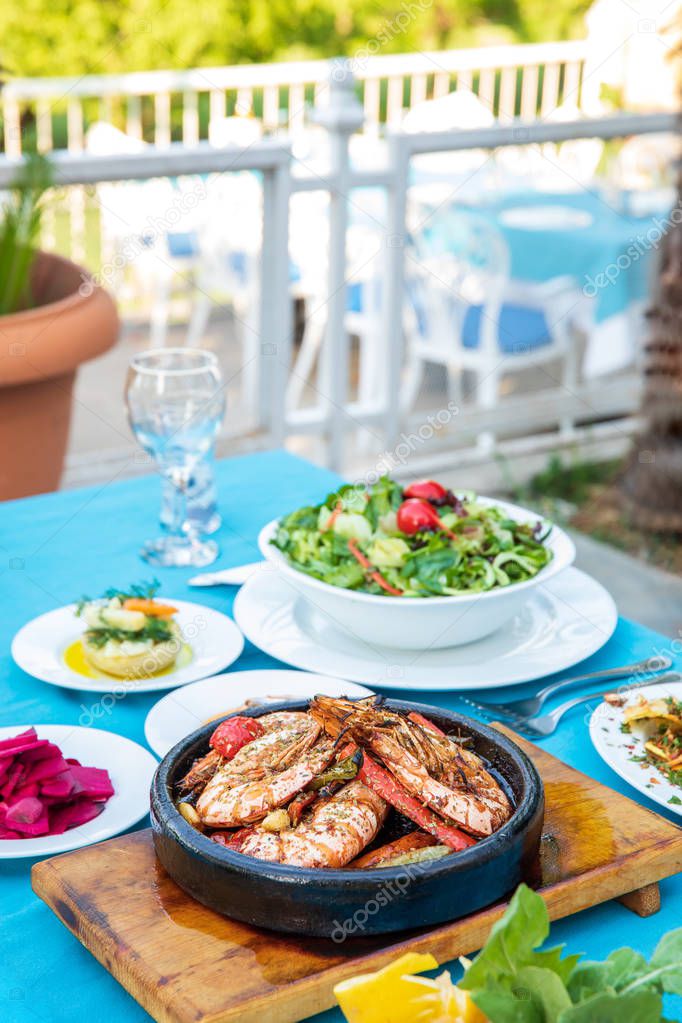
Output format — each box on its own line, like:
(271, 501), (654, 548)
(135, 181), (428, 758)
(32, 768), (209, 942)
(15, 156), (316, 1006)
(69, 766), (115, 800)
(26, 755), (69, 782)
(6, 796), (44, 825)
(12, 782), (40, 801)
(19, 742), (63, 763)
(0, 728), (115, 841)
(9, 808), (50, 836)
(49, 799), (105, 835)
(0, 728), (37, 752)
(7, 797), (51, 834)
(0, 739), (51, 759)
(41, 772), (76, 799)
(1, 762), (25, 800)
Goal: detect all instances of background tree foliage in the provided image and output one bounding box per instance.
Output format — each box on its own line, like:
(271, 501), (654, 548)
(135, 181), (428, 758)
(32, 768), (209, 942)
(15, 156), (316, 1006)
(1, 0), (592, 78)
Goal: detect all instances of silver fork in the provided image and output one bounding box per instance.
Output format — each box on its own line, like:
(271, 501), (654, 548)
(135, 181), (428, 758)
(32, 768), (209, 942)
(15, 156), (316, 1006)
(484, 672), (681, 738)
(459, 655), (671, 723)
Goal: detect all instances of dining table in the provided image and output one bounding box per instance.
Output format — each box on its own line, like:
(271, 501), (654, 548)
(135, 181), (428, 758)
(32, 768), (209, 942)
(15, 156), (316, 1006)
(415, 184), (673, 378)
(1, 449), (681, 1023)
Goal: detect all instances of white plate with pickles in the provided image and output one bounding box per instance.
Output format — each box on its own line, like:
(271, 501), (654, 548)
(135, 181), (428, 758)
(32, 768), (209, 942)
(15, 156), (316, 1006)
(11, 584), (244, 693)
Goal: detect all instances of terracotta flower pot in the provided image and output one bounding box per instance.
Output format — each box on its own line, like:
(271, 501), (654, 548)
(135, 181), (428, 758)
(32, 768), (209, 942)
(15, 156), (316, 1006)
(0, 252), (119, 500)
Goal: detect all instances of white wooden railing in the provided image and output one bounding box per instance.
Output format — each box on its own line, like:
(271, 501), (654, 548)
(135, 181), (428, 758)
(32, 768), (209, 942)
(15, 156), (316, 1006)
(1, 40), (590, 155)
(0, 66), (674, 481)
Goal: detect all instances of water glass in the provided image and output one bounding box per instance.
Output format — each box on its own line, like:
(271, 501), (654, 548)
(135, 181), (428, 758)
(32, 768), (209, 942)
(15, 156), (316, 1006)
(161, 456), (221, 536)
(125, 348), (225, 567)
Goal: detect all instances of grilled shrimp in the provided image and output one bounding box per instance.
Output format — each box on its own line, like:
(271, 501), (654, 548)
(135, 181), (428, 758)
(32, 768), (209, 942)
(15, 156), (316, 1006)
(198, 737), (336, 826)
(237, 779), (387, 867)
(179, 710), (312, 794)
(196, 715), (334, 825)
(311, 696), (511, 838)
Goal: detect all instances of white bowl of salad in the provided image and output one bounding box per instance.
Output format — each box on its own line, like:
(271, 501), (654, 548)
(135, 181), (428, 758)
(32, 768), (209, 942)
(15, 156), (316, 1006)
(259, 477), (575, 650)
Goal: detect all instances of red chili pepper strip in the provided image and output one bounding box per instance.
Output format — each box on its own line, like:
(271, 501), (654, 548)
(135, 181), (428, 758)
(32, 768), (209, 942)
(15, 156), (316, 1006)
(339, 742), (476, 851)
(347, 539), (404, 596)
(210, 827), (252, 851)
(287, 789), (319, 827)
(350, 830), (439, 869)
(407, 711), (446, 736)
(209, 716), (265, 759)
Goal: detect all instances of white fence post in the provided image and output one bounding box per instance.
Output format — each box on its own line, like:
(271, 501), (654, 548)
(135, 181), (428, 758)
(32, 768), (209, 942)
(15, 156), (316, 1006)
(261, 156), (293, 447)
(313, 62), (364, 470)
(382, 134), (409, 453)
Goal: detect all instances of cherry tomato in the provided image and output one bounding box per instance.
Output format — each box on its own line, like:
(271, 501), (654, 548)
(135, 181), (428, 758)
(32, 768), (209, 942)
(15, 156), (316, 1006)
(397, 498), (440, 534)
(403, 479), (449, 503)
(397, 498), (457, 539)
(209, 716), (264, 760)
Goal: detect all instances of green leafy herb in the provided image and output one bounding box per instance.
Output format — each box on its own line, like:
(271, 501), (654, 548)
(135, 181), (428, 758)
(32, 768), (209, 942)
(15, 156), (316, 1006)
(76, 580), (160, 616)
(83, 617), (173, 648)
(459, 884), (682, 1023)
(102, 579), (160, 602)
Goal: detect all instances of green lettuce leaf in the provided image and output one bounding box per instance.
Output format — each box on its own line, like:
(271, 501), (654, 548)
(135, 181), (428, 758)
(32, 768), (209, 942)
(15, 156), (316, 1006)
(459, 885), (551, 990)
(557, 989), (662, 1023)
(472, 988), (544, 1023)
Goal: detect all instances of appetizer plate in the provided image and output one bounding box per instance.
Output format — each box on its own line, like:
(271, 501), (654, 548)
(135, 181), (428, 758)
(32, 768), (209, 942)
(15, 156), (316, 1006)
(233, 567), (617, 690)
(590, 678), (682, 818)
(11, 600), (244, 693)
(0, 725), (157, 858)
(144, 669), (373, 758)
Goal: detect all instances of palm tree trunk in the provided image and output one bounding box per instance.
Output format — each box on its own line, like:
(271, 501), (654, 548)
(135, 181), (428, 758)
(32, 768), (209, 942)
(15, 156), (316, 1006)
(621, 140), (682, 530)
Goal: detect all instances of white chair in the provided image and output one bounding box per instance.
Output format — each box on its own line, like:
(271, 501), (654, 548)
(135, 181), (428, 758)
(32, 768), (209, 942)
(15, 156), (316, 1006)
(401, 210), (580, 440)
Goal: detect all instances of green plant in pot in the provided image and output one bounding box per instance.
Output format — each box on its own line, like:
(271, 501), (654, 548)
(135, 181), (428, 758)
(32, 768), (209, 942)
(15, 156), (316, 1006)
(0, 152), (119, 500)
(0, 152), (52, 315)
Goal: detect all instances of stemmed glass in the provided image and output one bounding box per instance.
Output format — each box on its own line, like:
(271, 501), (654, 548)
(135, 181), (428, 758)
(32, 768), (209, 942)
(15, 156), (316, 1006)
(125, 348), (225, 567)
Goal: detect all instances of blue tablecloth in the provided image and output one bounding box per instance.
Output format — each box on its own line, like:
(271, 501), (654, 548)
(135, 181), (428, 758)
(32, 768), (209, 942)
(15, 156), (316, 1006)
(424, 189), (668, 323)
(1, 450), (680, 1023)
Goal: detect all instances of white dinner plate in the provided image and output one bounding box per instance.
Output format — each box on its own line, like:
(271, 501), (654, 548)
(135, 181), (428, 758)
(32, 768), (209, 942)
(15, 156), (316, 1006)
(232, 567), (617, 691)
(590, 678), (682, 818)
(11, 600), (244, 693)
(144, 669), (374, 758)
(499, 205), (594, 230)
(0, 725), (158, 858)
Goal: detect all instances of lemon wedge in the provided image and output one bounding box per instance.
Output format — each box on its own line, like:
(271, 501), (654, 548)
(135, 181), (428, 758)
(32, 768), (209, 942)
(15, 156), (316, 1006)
(334, 953), (488, 1023)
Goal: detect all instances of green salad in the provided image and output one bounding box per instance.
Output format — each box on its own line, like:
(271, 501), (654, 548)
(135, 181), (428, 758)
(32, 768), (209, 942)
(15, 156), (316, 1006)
(271, 476), (552, 598)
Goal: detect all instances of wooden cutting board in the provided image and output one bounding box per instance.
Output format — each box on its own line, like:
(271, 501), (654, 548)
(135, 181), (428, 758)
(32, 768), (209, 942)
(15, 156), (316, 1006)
(32, 730), (682, 1023)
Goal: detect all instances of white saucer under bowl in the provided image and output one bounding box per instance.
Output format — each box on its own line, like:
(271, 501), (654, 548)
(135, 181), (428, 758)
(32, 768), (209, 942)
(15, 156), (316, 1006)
(232, 567), (617, 691)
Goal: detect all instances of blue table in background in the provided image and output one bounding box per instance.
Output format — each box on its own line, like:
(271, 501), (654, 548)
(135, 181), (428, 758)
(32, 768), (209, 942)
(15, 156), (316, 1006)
(1, 451), (680, 1023)
(419, 187), (671, 377)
